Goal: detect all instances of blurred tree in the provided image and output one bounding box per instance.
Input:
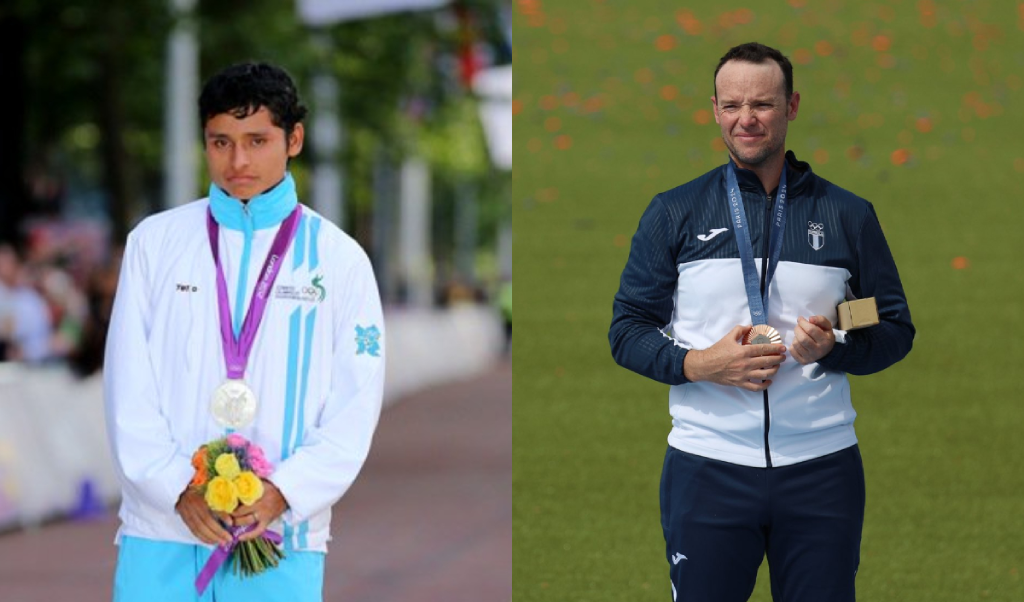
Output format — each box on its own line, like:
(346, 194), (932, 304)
(197, 0), (316, 86)
(15, 0), (168, 242)
(325, 1), (508, 281)
(0, 5), (29, 245)
(12, 0), (508, 275)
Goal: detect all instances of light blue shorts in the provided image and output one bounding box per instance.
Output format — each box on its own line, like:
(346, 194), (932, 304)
(113, 535), (325, 602)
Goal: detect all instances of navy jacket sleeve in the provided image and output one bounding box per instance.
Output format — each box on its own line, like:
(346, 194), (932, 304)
(818, 203), (915, 375)
(609, 195), (691, 385)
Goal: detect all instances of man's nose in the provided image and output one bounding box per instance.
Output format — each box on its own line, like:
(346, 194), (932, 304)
(738, 106), (758, 127)
(231, 147), (250, 169)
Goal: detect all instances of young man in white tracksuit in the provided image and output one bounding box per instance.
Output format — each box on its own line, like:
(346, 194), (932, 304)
(105, 62), (385, 601)
(609, 43), (914, 601)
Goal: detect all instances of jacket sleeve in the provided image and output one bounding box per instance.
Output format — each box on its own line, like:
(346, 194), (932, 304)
(609, 194), (691, 386)
(103, 231), (195, 514)
(818, 203), (915, 375)
(269, 248), (385, 522)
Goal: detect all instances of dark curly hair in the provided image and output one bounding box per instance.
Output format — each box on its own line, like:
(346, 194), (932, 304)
(198, 62), (308, 136)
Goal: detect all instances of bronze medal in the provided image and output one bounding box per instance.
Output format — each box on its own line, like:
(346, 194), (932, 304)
(743, 324), (782, 346)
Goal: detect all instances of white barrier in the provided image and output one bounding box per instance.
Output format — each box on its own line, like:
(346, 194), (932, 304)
(0, 366), (118, 529)
(381, 304), (506, 403)
(0, 305), (503, 530)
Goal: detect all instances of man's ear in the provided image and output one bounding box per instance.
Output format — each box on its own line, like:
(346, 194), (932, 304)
(787, 92), (801, 121)
(287, 123), (305, 157)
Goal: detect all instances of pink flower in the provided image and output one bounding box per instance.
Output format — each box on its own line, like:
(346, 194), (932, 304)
(226, 434), (248, 449)
(249, 454), (274, 478)
(247, 442), (267, 461)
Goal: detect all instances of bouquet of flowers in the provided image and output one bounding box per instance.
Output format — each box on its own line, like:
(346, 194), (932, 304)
(189, 434), (284, 591)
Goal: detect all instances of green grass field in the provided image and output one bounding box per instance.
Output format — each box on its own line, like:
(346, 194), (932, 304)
(514, 2), (1024, 600)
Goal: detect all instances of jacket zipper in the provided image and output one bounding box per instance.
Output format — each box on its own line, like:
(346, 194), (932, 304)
(232, 203), (255, 338)
(761, 192), (774, 468)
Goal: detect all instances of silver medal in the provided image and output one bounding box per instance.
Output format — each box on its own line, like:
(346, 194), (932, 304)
(210, 379), (258, 429)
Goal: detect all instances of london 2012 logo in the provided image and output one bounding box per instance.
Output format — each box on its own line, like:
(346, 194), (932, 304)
(355, 325), (381, 357)
(807, 221), (825, 251)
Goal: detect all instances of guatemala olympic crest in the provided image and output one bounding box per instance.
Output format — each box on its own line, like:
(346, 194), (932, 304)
(807, 221), (825, 251)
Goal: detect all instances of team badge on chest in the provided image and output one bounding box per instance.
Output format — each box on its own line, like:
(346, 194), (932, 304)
(807, 221), (825, 251)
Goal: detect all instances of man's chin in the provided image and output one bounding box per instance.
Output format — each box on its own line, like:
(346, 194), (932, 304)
(729, 153), (766, 168)
(728, 145), (777, 168)
(219, 183), (259, 200)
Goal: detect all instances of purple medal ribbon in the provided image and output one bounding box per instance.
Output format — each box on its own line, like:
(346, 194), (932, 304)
(195, 523), (284, 594)
(207, 206), (301, 379)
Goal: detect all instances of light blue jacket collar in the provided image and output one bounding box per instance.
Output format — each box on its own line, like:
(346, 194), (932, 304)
(208, 173), (298, 231)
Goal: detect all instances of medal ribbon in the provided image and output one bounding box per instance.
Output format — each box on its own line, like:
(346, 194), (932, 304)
(724, 161), (788, 326)
(207, 205), (301, 379)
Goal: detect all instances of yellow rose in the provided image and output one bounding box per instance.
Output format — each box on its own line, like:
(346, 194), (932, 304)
(214, 453), (242, 480)
(233, 471), (265, 506)
(205, 476), (239, 513)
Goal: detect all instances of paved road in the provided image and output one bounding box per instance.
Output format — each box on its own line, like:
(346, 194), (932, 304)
(0, 362), (510, 601)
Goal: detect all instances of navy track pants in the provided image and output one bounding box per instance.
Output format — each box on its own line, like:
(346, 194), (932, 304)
(660, 445), (865, 602)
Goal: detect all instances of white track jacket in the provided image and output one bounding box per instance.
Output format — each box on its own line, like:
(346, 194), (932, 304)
(104, 175), (384, 552)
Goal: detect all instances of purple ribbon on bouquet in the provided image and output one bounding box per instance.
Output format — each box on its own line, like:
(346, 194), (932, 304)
(195, 523), (283, 594)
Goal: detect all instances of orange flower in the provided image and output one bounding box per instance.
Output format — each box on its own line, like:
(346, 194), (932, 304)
(190, 463), (209, 488)
(191, 446), (208, 470)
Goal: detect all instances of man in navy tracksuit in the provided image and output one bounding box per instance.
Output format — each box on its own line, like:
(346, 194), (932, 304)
(609, 43), (914, 601)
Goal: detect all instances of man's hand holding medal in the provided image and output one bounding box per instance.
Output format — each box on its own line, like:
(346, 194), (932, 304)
(683, 314), (837, 391)
(683, 325), (787, 391)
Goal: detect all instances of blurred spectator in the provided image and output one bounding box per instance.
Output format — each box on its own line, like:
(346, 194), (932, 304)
(38, 264), (87, 359)
(70, 249), (121, 377)
(0, 243), (52, 363)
